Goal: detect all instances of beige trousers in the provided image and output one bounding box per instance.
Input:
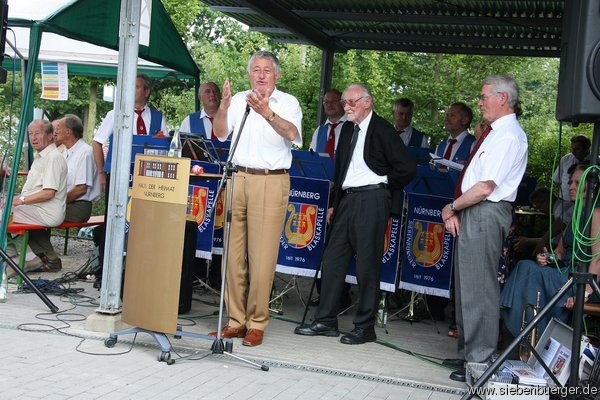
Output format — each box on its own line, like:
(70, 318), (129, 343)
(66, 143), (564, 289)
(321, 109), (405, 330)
(223, 171), (289, 331)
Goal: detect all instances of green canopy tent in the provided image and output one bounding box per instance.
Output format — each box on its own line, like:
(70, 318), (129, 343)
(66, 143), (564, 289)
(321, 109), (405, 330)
(0, 0), (200, 251)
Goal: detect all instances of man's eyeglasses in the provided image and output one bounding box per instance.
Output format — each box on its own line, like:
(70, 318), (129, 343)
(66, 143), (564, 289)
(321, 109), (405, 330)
(479, 93), (498, 102)
(340, 96), (365, 107)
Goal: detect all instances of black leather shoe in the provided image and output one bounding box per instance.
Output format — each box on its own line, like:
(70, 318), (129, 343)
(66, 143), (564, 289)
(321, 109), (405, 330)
(294, 322), (339, 337)
(449, 368), (466, 382)
(340, 327), (376, 345)
(442, 358), (465, 368)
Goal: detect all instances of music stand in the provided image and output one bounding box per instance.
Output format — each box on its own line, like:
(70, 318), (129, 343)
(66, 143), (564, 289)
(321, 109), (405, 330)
(181, 134), (218, 163)
(291, 149), (334, 180)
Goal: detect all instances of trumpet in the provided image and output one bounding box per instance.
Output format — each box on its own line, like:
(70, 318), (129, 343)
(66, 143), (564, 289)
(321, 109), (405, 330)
(519, 292), (541, 362)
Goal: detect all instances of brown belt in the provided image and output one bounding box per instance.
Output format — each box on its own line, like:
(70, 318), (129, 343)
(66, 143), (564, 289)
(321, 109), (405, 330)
(237, 166), (288, 175)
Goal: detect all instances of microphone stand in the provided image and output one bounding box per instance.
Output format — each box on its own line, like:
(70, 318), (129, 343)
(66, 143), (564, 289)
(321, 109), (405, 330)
(173, 104), (268, 371)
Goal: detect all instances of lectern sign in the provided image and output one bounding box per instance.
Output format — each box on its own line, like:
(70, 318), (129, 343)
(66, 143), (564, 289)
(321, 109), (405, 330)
(123, 154), (190, 335)
(131, 155), (189, 205)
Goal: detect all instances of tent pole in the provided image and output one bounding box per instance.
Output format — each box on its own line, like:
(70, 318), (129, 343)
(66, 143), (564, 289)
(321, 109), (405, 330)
(98, 0), (141, 313)
(0, 24), (39, 251)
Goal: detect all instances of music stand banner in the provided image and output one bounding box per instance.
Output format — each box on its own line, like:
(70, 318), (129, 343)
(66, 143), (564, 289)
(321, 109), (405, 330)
(399, 192), (454, 298)
(189, 161), (222, 258)
(211, 188), (225, 255)
(276, 177), (330, 277)
(345, 216), (402, 292)
(187, 181), (217, 259)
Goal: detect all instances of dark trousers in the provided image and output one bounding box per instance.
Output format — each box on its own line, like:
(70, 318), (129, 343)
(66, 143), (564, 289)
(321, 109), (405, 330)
(316, 188), (390, 328)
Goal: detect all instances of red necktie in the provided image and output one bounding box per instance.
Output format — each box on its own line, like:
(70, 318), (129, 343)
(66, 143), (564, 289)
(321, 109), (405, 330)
(135, 109), (146, 135)
(207, 116), (217, 140)
(443, 138), (457, 160)
(325, 122), (338, 159)
(454, 126), (492, 199)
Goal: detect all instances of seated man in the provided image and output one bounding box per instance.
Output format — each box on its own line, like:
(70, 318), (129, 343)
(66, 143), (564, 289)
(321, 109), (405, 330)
(501, 164), (600, 338)
(54, 114), (100, 223)
(10, 119), (68, 272)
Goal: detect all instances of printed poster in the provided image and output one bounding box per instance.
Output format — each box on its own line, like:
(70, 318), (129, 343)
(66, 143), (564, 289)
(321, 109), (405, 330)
(41, 62), (68, 100)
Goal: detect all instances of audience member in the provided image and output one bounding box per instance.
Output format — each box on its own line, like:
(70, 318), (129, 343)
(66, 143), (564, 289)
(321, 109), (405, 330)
(553, 134), (591, 223)
(10, 120), (67, 273)
(392, 98), (429, 148)
(54, 114), (100, 222)
(309, 89), (346, 159)
(295, 83), (416, 345)
(211, 50), (302, 347)
(512, 187), (563, 259)
(441, 75), (528, 382)
(501, 164), (600, 338)
(180, 81), (222, 139)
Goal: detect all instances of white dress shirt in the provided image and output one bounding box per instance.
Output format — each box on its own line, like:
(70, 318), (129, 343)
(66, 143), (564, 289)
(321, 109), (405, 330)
(461, 113), (528, 202)
(342, 111), (388, 189)
(64, 139), (100, 202)
(94, 107), (168, 145)
(223, 88), (302, 170)
(309, 116), (347, 152)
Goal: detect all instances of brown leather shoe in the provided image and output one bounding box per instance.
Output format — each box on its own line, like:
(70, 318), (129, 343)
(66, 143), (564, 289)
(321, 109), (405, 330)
(242, 329), (264, 346)
(209, 325), (247, 338)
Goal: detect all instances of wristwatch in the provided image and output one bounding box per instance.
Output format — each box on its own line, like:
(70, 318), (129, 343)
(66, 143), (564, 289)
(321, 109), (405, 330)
(450, 202), (456, 212)
(266, 111), (276, 122)
(19, 195), (26, 205)
(585, 290), (592, 299)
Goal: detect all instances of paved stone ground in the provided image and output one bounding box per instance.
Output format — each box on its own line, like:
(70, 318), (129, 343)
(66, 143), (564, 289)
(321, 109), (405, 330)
(1, 235), (468, 399)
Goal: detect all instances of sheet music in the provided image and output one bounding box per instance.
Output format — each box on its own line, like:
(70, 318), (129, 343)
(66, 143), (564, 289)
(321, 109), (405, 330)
(430, 153), (464, 171)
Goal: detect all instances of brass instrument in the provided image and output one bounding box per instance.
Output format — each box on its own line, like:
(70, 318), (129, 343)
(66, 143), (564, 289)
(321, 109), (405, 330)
(519, 292), (541, 362)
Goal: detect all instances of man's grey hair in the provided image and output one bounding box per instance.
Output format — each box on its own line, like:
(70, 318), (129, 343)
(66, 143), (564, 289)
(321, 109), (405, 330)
(345, 83), (372, 99)
(483, 75), (519, 108)
(63, 114), (84, 139)
(247, 50), (281, 75)
(29, 119), (53, 135)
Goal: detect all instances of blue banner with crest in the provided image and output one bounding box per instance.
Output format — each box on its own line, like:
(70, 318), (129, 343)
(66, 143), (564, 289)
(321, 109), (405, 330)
(399, 192), (454, 298)
(276, 177), (330, 276)
(188, 161), (222, 258)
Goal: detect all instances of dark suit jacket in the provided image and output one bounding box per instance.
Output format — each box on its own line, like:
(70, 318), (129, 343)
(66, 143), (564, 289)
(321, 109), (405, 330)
(332, 111), (417, 215)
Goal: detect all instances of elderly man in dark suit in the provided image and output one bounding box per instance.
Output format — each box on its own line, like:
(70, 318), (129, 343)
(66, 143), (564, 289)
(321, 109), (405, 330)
(295, 83), (416, 344)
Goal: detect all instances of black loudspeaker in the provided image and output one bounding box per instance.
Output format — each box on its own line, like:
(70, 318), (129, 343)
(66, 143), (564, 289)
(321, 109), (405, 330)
(0, 0), (8, 83)
(0, 0), (7, 56)
(556, 0), (600, 123)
